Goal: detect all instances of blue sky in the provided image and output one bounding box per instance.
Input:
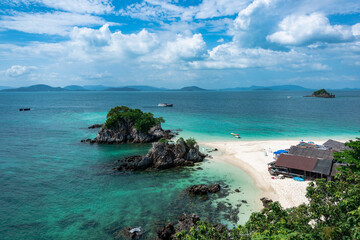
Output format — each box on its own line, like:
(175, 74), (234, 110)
(0, 0), (359, 89)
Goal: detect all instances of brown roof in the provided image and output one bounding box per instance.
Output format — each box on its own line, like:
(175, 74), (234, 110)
(275, 154), (317, 172)
(323, 139), (351, 152)
(288, 146), (333, 160)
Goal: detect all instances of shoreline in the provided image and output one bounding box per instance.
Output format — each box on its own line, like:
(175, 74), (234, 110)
(199, 138), (350, 209)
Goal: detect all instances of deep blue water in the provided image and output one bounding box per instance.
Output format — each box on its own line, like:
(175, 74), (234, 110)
(0, 90), (359, 239)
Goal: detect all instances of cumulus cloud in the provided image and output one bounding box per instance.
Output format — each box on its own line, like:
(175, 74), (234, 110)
(0, 12), (105, 36)
(267, 13), (355, 46)
(148, 33), (207, 64)
(68, 25), (159, 61)
(190, 42), (307, 69)
(234, 0), (272, 30)
(5, 65), (37, 77)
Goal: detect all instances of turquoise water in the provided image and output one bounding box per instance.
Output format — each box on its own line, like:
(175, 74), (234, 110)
(0, 91), (359, 239)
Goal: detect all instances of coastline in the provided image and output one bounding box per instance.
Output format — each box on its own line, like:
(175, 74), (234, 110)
(200, 138), (350, 209)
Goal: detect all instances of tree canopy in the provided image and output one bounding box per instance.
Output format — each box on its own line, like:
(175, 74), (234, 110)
(105, 106), (164, 133)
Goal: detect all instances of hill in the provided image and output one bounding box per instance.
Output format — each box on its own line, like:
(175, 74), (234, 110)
(103, 87), (140, 91)
(126, 85), (168, 91)
(178, 86), (207, 91)
(221, 85), (310, 91)
(1, 84), (67, 92)
(64, 85), (88, 91)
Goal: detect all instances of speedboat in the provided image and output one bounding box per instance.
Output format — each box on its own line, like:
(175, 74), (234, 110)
(158, 103), (173, 107)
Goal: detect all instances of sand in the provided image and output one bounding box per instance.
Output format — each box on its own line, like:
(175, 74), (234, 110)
(200, 139), (348, 209)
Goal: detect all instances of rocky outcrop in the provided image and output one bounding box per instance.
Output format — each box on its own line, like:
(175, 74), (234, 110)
(304, 89), (335, 98)
(83, 118), (174, 144)
(187, 184), (221, 195)
(157, 214), (228, 240)
(115, 139), (206, 171)
(260, 197), (273, 208)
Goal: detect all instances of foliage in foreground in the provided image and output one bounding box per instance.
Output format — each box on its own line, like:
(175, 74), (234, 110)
(105, 106), (164, 133)
(176, 137), (360, 240)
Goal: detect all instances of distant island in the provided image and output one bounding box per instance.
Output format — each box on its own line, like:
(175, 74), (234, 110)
(103, 87), (140, 91)
(304, 89), (335, 98)
(1, 84), (357, 92)
(1, 84), (66, 92)
(179, 86), (207, 91)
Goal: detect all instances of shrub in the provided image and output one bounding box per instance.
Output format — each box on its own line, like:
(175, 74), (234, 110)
(185, 137), (197, 148)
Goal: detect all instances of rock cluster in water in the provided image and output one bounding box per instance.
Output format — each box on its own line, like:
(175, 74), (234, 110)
(115, 139), (206, 171)
(82, 120), (174, 144)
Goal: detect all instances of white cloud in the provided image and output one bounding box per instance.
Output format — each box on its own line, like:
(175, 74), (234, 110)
(267, 13), (354, 45)
(152, 33), (207, 63)
(39, 0), (113, 14)
(234, 0), (272, 30)
(352, 23), (360, 36)
(194, 0), (250, 19)
(120, 0), (250, 21)
(67, 25), (159, 61)
(188, 42), (325, 71)
(5, 65), (37, 77)
(4, 0), (113, 14)
(0, 12), (105, 36)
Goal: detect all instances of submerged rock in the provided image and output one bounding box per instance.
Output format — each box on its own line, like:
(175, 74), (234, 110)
(88, 123), (103, 129)
(115, 140), (206, 171)
(187, 183), (221, 196)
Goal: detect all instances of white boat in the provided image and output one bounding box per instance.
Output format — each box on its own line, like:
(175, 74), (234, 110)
(158, 103), (173, 107)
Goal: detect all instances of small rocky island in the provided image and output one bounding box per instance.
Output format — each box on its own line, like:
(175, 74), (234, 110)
(115, 137), (206, 171)
(304, 88), (335, 98)
(82, 106), (174, 143)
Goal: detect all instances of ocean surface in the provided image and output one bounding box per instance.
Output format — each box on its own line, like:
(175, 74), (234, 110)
(0, 90), (359, 239)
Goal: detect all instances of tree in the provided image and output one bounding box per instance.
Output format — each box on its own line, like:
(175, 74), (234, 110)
(104, 106), (165, 133)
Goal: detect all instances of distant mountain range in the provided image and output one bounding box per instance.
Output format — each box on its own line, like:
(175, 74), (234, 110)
(1, 84), (358, 92)
(221, 85), (311, 91)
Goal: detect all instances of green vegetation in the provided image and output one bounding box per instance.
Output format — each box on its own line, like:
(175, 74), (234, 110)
(105, 106), (164, 133)
(313, 89), (329, 95)
(312, 88), (335, 97)
(177, 137), (360, 239)
(177, 137), (198, 148)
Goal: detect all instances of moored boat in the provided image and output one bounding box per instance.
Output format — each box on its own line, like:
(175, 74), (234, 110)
(158, 103), (173, 107)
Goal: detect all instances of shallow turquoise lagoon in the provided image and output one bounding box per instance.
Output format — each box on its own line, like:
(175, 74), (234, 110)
(0, 91), (359, 239)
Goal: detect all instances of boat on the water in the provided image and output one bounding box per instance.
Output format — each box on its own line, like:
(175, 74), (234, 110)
(230, 133), (241, 138)
(158, 103), (173, 107)
(19, 108), (31, 111)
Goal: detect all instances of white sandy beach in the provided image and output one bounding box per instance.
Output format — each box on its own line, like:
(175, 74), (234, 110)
(200, 138), (349, 209)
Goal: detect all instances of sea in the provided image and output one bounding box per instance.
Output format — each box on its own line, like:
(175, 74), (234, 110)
(0, 90), (359, 239)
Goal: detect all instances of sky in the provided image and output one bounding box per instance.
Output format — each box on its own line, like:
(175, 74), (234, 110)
(0, 0), (359, 89)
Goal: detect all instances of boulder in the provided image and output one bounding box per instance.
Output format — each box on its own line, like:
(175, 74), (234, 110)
(176, 214), (200, 233)
(115, 141), (206, 171)
(208, 183), (221, 193)
(260, 197), (273, 209)
(157, 223), (175, 240)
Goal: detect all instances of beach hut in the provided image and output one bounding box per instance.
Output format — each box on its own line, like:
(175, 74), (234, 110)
(288, 146), (334, 160)
(323, 139), (350, 152)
